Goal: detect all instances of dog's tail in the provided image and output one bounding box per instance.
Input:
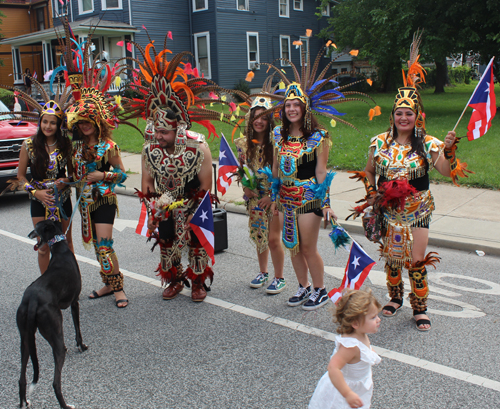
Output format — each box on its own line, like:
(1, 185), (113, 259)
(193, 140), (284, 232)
(27, 300), (40, 385)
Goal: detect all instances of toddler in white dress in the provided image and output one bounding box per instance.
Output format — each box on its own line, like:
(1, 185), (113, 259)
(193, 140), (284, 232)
(309, 289), (381, 409)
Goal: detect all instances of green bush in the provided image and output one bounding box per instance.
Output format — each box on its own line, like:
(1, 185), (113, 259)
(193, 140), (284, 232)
(0, 88), (14, 108)
(449, 66), (472, 84)
(233, 79), (251, 102)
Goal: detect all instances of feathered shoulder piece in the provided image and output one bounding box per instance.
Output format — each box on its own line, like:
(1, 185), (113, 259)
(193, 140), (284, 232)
(120, 28), (248, 140)
(246, 29), (381, 131)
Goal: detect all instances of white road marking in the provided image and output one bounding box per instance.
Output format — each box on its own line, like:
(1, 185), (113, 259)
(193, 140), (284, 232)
(325, 266), (486, 318)
(2, 228), (499, 393)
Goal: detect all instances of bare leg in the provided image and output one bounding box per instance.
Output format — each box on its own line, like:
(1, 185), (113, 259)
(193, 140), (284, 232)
(268, 211), (285, 279)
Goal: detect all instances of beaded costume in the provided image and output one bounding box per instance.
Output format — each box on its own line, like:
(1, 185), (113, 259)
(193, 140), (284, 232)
(273, 126), (332, 256)
(72, 139), (126, 249)
(24, 137), (72, 221)
(370, 131), (444, 267)
(235, 137), (272, 253)
(120, 31), (238, 300)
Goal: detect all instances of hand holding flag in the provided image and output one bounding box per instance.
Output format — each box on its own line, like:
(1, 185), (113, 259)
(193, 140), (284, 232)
(189, 191), (215, 265)
(328, 241), (376, 304)
(217, 133), (239, 196)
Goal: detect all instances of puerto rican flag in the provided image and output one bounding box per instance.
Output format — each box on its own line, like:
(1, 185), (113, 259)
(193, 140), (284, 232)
(189, 191), (215, 265)
(32, 71), (38, 80)
(217, 133), (239, 196)
(467, 57), (496, 140)
(328, 241), (376, 304)
(135, 202), (152, 237)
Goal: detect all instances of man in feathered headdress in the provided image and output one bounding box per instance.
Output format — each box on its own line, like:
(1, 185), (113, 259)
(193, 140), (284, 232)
(123, 35), (239, 302)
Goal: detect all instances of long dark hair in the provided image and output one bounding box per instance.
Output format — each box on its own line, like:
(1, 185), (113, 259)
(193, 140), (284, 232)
(31, 116), (72, 177)
(280, 100), (321, 142)
(245, 108), (275, 168)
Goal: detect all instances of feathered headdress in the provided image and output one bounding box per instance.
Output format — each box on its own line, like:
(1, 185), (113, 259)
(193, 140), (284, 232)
(391, 30), (426, 137)
(120, 29), (247, 142)
(54, 18), (129, 133)
(0, 72), (72, 124)
(243, 30), (381, 132)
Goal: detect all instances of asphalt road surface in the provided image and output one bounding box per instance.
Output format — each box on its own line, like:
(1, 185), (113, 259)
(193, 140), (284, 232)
(1, 192), (499, 408)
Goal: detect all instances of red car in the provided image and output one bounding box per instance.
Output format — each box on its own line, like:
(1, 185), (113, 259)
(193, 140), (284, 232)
(0, 100), (38, 193)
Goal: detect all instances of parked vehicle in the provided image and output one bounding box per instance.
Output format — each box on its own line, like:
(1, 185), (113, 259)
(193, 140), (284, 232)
(0, 100), (38, 193)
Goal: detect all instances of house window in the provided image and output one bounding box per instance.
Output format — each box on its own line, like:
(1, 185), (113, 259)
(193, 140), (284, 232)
(193, 0), (208, 11)
(321, 4), (330, 16)
(300, 36), (309, 66)
(102, 0), (122, 10)
(332, 68), (338, 74)
(247, 32), (259, 70)
(341, 68), (348, 73)
(79, 0), (94, 14)
(53, 0), (68, 16)
(279, 0), (289, 18)
(236, 0), (248, 11)
(194, 32), (211, 79)
(293, 0), (303, 11)
(12, 48), (22, 83)
(36, 7), (45, 31)
(280, 35), (291, 67)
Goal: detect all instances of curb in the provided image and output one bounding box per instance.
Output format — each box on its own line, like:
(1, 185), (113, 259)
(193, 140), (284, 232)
(115, 188), (500, 257)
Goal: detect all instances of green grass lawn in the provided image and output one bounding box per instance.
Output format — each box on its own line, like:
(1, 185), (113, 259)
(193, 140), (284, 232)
(113, 82), (500, 189)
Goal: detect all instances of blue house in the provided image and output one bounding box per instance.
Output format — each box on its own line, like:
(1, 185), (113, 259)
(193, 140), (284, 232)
(1, 0), (333, 91)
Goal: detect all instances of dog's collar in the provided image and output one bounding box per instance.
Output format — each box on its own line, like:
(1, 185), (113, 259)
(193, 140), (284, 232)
(47, 234), (66, 247)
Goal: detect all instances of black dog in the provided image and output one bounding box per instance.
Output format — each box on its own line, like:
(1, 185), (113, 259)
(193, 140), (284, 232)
(17, 220), (87, 409)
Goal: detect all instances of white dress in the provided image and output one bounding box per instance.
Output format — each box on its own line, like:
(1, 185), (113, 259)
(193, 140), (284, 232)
(308, 336), (381, 409)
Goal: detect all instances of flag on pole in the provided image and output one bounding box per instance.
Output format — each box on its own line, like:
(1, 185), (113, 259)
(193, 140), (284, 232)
(328, 240), (376, 304)
(32, 71), (37, 80)
(189, 191), (215, 265)
(466, 57), (496, 140)
(217, 133), (239, 195)
(135, 202), (151, 237)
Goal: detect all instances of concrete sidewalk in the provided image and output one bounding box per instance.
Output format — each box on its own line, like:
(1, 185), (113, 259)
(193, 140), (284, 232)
(118, 152), (500, 256)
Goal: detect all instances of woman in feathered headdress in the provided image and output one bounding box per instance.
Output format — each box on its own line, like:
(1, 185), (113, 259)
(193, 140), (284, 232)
(57, 19), (129, 308)
(256, 30), (380, 311)
(351, 31), (472, 331)
(234, 88), (286, 295)
(0, 73), (74, 274)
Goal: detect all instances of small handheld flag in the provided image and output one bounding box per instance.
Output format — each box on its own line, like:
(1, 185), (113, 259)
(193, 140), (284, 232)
(466, 57), (496, 140)
(217, 133), (239, 195)
(189, 191), (215, 265)
(135, 202), (151, 237)
(328, 241), (376, 304)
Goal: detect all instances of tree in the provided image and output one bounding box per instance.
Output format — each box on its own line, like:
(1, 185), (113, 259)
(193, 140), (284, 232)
(318, 0), (498, 93)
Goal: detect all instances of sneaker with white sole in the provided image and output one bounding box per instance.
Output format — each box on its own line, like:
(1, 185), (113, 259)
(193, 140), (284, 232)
(266, 278), (286, 294)
(302, 287), (329, 310)
(287, 284), (312, 306)
(250, 272), (269, 288)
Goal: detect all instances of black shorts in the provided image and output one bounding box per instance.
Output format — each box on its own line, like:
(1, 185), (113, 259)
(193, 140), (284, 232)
(304, 207), (323, 217)
(30, 198), (73, 219)
(90, 203), (116, 224)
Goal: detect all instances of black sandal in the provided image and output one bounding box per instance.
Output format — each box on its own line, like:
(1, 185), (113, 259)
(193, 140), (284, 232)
(382, 298), (403, 317)
(413, 310), (431, 331)
(88, 287), (114, 299)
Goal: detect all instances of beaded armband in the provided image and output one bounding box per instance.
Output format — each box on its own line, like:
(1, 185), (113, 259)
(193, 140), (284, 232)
(103, 169), (127, 184)
(443, 143), (474, 186)
(258, 166), (281, 203)
(348, 171), (376, 196)
(23, 181), (36, 195)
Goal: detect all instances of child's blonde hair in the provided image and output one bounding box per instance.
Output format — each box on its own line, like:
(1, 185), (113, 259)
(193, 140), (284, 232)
(334, 289), (381, 334)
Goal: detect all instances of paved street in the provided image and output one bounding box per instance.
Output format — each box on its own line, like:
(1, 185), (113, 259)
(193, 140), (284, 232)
(1, 192), (500, 408)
